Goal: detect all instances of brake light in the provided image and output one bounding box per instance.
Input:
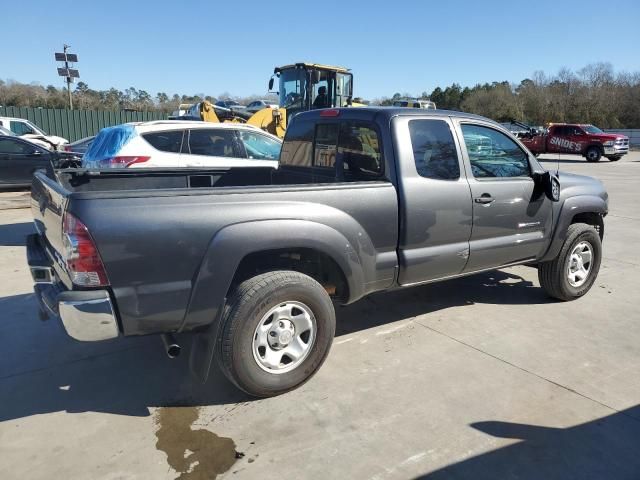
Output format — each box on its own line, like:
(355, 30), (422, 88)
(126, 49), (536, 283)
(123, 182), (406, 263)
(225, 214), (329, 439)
(106, 156), (151, 167)
(62, 213), (109, 287)
(320, 109), (340, 117)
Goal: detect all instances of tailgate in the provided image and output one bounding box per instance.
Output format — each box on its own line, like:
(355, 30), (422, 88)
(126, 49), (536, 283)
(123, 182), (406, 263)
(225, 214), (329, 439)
(30, 171), (69, 268)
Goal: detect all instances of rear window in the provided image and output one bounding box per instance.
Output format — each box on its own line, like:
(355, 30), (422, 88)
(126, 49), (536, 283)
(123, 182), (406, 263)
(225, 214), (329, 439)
(142, 130), (184, 153)
(280, 118), (383, 181)
(280, 119), (314, 167)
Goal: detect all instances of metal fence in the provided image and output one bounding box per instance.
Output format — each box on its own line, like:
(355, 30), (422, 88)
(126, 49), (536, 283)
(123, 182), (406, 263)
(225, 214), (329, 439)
(0, 106), (168, 143)
(605, 129), (640, 148)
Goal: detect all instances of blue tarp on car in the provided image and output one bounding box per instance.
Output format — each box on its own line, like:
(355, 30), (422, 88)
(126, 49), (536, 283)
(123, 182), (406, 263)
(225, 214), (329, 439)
(83, 124), (136, 167)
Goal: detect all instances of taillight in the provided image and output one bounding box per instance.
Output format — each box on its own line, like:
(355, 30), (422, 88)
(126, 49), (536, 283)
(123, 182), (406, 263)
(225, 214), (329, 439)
(62, 213), (109, 287)
(104, 156), (151, 168)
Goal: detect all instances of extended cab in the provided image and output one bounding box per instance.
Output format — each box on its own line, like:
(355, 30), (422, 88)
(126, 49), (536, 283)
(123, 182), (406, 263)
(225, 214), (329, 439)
(520, 123), (629, 162)
(27, 108), (608, 397)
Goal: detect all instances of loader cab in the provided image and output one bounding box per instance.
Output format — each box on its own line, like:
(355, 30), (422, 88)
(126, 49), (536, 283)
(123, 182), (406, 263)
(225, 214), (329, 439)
(270, 63), (353, 124)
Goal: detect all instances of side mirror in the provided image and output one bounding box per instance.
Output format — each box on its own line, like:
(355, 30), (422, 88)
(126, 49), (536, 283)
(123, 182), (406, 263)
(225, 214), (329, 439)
(268, 77), (274, 91)
(311, 70), (321, 84)
(533, 170), (560, 202)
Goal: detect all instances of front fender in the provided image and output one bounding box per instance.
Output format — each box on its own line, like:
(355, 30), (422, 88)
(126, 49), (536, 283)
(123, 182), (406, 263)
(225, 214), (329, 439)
(540, 195), (607, 262)
(179, 219), (366, 333)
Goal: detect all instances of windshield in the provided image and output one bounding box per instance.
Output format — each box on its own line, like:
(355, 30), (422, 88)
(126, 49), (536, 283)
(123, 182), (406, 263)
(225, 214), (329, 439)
(25, 121), (46, 135)
(583, 125), (603, 134)
(279, 69), (307, 108)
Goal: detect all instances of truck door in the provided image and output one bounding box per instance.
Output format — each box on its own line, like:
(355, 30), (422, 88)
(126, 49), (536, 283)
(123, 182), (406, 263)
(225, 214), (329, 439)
(455, 121), (553, 272)
(394, 116), (473, 285)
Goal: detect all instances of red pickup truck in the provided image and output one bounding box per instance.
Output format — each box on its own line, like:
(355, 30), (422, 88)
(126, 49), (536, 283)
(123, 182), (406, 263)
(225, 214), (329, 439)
(518, 123), (629, 162)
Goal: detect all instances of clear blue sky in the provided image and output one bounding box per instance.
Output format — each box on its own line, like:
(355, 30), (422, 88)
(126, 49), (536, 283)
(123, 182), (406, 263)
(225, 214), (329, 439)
(3, 0), (639, 100)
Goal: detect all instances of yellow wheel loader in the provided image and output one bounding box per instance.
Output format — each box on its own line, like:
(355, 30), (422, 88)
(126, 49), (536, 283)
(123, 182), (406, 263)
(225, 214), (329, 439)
(188, 62), (355, 138)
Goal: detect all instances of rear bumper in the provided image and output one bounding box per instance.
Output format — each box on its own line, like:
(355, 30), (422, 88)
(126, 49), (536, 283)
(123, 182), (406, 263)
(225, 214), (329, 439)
(27, 233), (119, 342)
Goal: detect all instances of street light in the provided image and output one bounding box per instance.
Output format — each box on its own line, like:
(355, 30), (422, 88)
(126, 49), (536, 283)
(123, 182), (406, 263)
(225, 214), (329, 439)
(55, 45), (80, 110)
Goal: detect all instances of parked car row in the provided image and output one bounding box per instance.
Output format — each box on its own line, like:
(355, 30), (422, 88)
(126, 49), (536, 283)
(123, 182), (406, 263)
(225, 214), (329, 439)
(0, 134), (79, 189)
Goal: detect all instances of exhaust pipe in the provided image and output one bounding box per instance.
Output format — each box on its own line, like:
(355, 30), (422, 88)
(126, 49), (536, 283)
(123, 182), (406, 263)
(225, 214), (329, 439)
(161, 333), (181, 359)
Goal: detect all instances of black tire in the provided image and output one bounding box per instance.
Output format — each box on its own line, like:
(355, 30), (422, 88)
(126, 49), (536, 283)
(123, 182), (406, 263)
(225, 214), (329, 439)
(585, 146), (602, 162)
(606, 156), (621, 162)
(219, 271), (335, 397)
(538, 223), (602, 301)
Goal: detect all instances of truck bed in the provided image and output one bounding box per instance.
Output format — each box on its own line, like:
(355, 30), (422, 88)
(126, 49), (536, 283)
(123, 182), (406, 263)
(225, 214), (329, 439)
(55, 166), (277, 194)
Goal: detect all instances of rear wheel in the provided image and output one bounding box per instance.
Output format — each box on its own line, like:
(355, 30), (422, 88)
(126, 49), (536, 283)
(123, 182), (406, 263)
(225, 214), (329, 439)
(606, 156), (621, 162)
(538, 223), (601, 301)
(219, 271), (335, 397)
(585, 146), (602, 162)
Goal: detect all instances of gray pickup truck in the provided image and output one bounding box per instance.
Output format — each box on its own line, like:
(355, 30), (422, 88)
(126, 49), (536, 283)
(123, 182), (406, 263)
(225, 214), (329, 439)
(27, 107), (608, 397)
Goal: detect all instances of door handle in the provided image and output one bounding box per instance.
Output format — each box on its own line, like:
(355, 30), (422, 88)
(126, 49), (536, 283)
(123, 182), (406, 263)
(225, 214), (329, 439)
(474, 194), (494, 204)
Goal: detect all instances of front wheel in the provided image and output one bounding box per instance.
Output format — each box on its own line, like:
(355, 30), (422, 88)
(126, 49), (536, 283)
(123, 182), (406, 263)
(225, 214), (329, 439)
(585, 146), (602, 162)
(219, 271), (336, 397)
(538, 223), (602, 301)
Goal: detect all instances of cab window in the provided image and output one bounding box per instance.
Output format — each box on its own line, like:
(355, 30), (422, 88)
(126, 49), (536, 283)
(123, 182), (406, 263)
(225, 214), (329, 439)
(409, 120), (460, 180)
(461, 124), (529, 178)
(10, 121), (35, 136)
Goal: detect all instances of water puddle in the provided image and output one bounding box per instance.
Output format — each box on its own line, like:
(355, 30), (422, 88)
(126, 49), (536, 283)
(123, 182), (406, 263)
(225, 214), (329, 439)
(154, 406), (239, 480)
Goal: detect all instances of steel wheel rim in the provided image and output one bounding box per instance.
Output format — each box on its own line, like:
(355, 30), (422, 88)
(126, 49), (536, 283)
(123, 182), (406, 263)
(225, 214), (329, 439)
(587, 149), (598, 160)
(252, 301), (316, 374)
(567, 241), (593, 287)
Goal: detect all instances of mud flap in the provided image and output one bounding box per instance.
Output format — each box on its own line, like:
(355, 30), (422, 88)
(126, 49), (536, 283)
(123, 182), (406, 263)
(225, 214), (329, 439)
(188, 298), (226, 383)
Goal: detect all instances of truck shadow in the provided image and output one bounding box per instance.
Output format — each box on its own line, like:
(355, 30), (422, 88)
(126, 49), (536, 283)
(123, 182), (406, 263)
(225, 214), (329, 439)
(336, 269), (548, 336)
(415, 406), (640, 479)
(0, 268), (549, 422)
(0, 221), (34, 246)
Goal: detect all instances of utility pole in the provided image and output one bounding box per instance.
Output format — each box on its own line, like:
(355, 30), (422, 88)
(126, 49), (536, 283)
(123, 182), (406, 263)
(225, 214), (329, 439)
(55, 45), (79, 110)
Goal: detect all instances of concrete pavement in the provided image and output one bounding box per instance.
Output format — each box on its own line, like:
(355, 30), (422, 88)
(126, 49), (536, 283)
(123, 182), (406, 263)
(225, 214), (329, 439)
(1, 153), (639, 479)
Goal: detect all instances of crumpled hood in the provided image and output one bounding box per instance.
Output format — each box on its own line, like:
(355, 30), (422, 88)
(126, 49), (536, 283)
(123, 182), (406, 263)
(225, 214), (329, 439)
(22, 134), (69, 150)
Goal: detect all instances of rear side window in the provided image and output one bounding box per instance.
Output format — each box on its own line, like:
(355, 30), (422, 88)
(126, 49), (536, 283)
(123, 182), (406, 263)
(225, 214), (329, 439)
(187, 129), (239, 157)
(143, 130), (184, 153)
(409, 120), (460, 180)
(338, 122), (383, 179)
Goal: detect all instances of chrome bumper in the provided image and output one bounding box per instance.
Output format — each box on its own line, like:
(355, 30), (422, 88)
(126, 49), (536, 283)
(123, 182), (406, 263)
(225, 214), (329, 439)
(58, 291), (119, 341)
(28, 233), (119, 342)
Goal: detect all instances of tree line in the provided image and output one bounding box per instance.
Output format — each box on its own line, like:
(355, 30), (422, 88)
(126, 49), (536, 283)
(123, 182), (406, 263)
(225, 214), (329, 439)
(375, 63), (640, 128)
(0, 80), (276, 114)
(2, 63), (639, 128)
